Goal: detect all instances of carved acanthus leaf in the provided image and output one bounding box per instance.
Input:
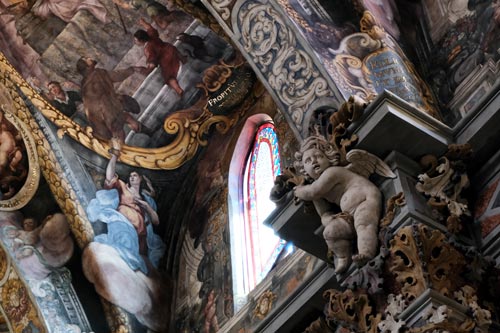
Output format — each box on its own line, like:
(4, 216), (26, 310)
(423, 305), (449, 324)
(329, 95), (368, 131)
(453, 286), (492, 333)
(377, 314), (405, 333)
(380, 192), (406, 228)
(418, 225), (465, 296)
(303, 317), (334, 333)
(341, 250), (387, 294)
(323, 289), (381, 333)
(390, 225), (466, 301)
(378, 294), (407, 333)
(416, 146), (472, 233)
(389, 226), (427, 301)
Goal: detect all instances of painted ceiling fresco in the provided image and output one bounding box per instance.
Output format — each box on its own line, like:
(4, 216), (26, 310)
(1, 0), (499, 332)
(0, 0), (255, 331)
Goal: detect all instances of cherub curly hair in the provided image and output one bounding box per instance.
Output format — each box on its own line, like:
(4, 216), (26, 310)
(294, 135), (340, 180)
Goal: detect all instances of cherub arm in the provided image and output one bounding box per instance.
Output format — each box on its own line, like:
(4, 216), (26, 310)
(294, 168), (337, 201)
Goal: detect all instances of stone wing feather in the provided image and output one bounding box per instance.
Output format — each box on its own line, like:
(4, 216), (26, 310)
(345, 149), (396, 179)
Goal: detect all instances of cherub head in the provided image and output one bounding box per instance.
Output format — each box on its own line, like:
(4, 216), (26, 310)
(294, 135), (340, 181)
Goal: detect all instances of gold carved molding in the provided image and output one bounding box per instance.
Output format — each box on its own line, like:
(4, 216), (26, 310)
(0, 104), (40, 211)
(0, 57), (94, 249)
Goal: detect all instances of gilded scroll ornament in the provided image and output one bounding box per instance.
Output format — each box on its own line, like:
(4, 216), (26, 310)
(0, 53), (256, 171)
(237, 1), (333, 132)
(327, 11), (440, 119)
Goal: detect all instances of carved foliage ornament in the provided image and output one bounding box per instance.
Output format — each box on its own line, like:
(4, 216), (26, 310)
(377, 294), (407, 333)
(323, 288), (381, 333)
(389, 224), (466, 302)
(237, 1), (333, 132)
(416, 144), (472, 233)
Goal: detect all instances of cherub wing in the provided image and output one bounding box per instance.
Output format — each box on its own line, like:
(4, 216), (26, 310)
(345, 149), (396, 179)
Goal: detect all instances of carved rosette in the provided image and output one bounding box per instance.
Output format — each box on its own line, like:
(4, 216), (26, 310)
(237, 1), (333, 132)
(323, 289), (381, 332)
(389, 224), (466, 302)
(253, 290), (277, 320)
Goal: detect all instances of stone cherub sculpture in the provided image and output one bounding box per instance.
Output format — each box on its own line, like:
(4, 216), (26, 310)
(293, 135), (395, 273)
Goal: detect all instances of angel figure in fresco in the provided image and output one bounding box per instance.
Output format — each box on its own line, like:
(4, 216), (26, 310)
(1, 213), (74, 280)
(294, 135), (395, 274)
(31, 0), (110, 23)
(83, 138), (168, 331)
(133, 18), (186, 96)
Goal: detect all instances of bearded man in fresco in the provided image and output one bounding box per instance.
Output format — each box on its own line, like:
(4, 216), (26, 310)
(76, 56), (145, 141)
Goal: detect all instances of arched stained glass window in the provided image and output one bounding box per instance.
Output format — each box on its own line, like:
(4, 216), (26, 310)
(229, 118), (294, 312)
(241, 123), (285, 287)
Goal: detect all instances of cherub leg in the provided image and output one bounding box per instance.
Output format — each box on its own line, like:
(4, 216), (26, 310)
(322, 212), (355, 274)
(330, 239), (352, 274)
(352, 202), (380, 265)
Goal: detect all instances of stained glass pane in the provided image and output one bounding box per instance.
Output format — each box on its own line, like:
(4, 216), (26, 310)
(243, 123), (284, 287)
